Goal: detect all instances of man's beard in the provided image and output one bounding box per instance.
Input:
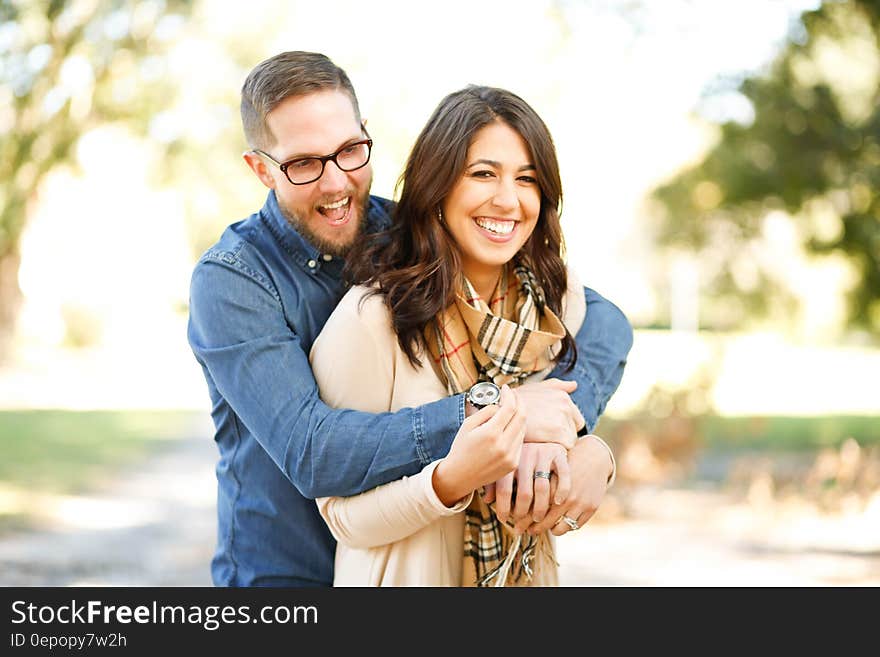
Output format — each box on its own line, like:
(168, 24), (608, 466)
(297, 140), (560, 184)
(277, 186), (371, 258)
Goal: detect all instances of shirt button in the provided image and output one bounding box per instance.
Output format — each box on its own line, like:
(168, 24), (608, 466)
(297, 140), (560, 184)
(322, 254), (333, 262)
(307, 259), (317, 268)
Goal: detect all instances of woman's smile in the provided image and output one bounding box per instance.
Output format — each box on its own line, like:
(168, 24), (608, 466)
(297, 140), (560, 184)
(472, 216), (519, 242)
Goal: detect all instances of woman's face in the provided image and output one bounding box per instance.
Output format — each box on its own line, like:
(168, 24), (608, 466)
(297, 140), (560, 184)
(442, 120), (541, 282)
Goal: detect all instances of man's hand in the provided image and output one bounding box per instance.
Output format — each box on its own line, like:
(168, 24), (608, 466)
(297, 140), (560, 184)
(482, 442), (571, 528)
(515, 378), (585, 449)
(526, 435), (613, 537)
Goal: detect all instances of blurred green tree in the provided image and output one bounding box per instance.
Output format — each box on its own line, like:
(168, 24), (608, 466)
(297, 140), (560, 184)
(652, 0), (880, 336)
(0, 0), (193, 356)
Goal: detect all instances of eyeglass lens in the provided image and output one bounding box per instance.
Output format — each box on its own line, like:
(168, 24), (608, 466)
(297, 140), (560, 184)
(285, 142), (370, 184)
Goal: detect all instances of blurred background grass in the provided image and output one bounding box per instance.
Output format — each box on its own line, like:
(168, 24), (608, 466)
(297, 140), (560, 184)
(0, 410), (202, 531)
(0, 410), (201, 494)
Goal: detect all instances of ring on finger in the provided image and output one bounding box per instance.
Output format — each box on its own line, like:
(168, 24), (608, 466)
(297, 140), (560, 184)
(556, 515), (580, 531)
(533, 471), (551, 480)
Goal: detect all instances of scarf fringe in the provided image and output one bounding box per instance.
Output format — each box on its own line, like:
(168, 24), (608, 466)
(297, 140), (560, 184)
(476, 534), (523, 587)
(473, 533), (558, 587)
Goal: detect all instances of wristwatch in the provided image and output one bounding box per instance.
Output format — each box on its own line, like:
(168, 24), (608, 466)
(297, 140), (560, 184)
(466, 381), (501, 409)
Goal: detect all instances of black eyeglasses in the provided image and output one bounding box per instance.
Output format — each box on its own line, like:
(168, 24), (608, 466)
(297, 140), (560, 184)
(253, 127), (372, 185)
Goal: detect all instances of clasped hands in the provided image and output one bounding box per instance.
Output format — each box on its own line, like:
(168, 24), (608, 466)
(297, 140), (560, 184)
(434, 378), (613, 537)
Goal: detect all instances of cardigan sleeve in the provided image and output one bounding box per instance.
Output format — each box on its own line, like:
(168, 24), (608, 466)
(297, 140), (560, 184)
(310, 287), (472, 549)
(316, 460), (473, 549)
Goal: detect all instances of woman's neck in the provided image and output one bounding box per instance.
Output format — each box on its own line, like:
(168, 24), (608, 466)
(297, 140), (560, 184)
(463, 264), (504, 303)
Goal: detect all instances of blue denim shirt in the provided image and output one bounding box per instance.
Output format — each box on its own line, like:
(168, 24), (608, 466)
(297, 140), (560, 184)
(187, 190), (632, 586)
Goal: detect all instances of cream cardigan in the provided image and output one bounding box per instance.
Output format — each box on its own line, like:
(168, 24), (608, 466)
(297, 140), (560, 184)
(309, 269), (587, 586)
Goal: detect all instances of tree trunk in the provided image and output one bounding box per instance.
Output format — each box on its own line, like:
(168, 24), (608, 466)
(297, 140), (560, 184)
(0, 249), (22, 362)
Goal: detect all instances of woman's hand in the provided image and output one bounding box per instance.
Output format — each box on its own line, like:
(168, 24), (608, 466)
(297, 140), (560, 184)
(525, 435), (613, 536)
(481, 442), (571, 529)
(432, 385), (526, 507)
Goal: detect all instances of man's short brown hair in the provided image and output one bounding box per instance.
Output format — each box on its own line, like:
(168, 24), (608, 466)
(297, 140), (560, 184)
(240, 51), (360, 150)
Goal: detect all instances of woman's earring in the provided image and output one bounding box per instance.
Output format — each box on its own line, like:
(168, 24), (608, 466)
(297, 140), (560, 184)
(437, 208), (444, 222)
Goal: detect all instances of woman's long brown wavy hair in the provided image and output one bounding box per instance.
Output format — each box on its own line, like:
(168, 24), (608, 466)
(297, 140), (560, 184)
(346, 85), (576, 371)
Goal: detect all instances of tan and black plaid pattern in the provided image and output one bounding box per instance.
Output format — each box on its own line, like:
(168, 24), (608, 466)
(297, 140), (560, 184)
(424, 259), (566, 586)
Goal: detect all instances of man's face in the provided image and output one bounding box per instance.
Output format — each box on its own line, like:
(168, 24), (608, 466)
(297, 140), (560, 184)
(247, 89), (373, 257)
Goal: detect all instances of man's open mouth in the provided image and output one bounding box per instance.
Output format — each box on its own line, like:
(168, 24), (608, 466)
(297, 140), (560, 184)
(317, 196), (352, 225)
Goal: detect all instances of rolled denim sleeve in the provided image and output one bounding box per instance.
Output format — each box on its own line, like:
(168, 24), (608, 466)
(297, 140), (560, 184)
(187, 255), (460, 499)
(548, 287), (633, 432)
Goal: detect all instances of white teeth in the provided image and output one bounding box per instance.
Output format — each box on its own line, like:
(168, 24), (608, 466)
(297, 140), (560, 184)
(474, 218), (515, 235)
(320, 197), (350, 210)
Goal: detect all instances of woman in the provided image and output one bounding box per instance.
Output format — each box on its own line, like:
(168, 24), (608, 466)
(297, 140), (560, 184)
(309, 85), (614, 586)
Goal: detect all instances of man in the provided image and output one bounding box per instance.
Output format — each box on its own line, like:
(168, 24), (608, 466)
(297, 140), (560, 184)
(187, 51), (633, 586)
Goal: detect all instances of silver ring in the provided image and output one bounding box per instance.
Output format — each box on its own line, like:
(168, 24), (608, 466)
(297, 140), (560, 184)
(560, 515), (580, 531)
(533, 471), (551, 480)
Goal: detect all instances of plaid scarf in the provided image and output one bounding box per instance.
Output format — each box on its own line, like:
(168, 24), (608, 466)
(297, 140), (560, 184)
(425, 259), (566, 586)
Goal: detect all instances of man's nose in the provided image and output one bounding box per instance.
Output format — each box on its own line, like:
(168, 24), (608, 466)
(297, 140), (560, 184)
(317, 160), (348, 194)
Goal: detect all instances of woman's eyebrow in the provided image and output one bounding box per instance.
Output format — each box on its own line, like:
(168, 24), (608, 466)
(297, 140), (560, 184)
(467, 158), (501, 168)
(466, 159), (536, 170)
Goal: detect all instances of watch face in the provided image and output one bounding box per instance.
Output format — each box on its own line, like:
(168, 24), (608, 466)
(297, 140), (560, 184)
(468, 381), (501, 407)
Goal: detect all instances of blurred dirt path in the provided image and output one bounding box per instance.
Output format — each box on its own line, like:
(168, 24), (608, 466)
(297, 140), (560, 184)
(0, 434), (216, 586)
(557, 485), (880, 586)
(2, 435), (879, 586)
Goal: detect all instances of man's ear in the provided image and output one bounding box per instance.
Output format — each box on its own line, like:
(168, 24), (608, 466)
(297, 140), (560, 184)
(243, 151), (276, 189)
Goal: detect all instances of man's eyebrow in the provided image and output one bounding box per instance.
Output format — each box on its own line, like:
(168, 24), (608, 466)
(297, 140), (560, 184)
(466, 159), (536, 171)
(281, 134), (364, 162)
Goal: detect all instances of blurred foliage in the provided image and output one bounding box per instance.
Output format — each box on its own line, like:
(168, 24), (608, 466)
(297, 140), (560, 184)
(0, 0), (194, 353)
(596, 370), (718, 484)
(652, 0), (880, 335)
(725, 437), (880, 513)
(597, 352), (879, 490)
(599, 407), (880, 498)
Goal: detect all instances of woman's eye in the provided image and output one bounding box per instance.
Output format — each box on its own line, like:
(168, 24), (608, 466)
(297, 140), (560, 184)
(518, 175), (538, 184)
(471, 170), (494, 178)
